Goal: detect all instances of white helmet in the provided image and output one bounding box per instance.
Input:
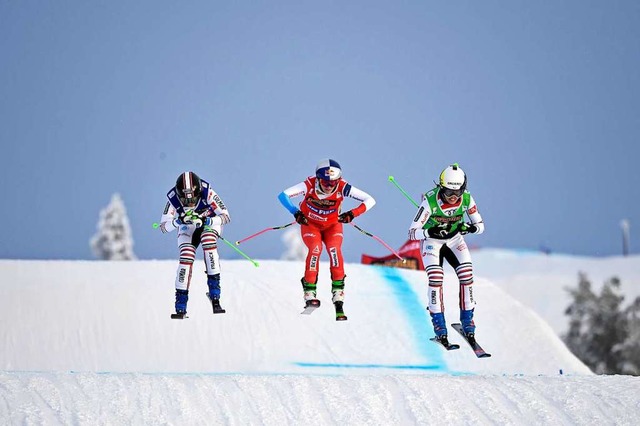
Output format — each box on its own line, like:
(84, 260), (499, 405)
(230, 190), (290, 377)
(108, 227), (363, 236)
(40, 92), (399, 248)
(439, 163), (467, 195)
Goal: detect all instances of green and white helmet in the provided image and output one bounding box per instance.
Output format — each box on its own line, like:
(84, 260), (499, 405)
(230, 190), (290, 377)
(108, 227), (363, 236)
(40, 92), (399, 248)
(439, 163), (467, 196)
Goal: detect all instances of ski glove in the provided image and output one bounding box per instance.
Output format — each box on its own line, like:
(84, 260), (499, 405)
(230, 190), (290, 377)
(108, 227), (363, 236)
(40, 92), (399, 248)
(195, 215), (219, 229)
(426, 227), (452, 239)
(460, 223), (478, 235)
(294, 210), (308, 225)
(338, 210), (355, 223)
(178, 211), (194, 225)
(179, 211), (206, 228)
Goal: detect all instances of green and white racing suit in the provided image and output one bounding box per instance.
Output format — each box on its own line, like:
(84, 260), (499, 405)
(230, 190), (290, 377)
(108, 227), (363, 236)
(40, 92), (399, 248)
(408, 187), (484, 314)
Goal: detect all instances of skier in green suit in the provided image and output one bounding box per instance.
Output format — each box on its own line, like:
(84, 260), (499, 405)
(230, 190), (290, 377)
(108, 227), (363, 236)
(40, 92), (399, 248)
(408, 163), (485, 346)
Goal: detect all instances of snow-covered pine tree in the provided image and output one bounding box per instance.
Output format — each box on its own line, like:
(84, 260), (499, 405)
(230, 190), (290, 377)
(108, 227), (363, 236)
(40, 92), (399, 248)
(620, 296), (640, 375)
(563, 274), (632, 374)
(563, 272), (598, 365)
(90, 193), (137, 260)
(281, 227), (306, 261)
(587, 277), (627, 374)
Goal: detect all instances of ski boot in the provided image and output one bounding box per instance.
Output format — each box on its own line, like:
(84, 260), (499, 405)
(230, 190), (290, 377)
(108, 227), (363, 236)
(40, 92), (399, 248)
(171, 289), (189, 319)
(430, 311), (448, 342)
(334, 301), (348, 321)
(207, 274), (226, 314)
(301, 278), (319, 308)
(460, 309), (476, 342)
(332, 278), (347, 321)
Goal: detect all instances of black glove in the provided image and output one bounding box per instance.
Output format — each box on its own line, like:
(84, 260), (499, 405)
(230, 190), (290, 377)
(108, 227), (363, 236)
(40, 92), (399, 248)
(192, 216), (204, 228)
(460, 223), (478, 235)
(426, 227), (452, 239)
(294, 210), (308, 225)
(338, 210), (355, 223)
(178, 211), (191, 225)
(180, 211), (204, 227)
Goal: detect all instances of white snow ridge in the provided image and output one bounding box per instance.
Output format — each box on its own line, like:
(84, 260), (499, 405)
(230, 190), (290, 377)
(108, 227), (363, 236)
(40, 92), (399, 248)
(1, 254), (639, 425)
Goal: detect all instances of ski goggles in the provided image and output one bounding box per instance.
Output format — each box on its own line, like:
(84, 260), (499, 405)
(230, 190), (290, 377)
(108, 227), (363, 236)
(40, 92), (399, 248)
(319, 179), (339, 190)
(441, 187), (463, 198)
(179, 191), (198, 206)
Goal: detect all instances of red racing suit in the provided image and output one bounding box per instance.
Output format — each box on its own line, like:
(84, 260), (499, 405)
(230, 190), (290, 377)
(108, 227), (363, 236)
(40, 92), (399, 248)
(279, 176), (375, 283)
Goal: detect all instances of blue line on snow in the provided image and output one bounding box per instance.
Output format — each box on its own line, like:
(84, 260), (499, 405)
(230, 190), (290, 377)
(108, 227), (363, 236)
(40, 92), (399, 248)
(376, 266), (448, 371)
(292, 266), (448, 373)
(293, 362), (441, 370)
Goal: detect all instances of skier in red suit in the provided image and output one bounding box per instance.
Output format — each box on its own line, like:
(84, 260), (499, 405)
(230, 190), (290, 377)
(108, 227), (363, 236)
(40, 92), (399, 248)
(278, 159), (375, 320)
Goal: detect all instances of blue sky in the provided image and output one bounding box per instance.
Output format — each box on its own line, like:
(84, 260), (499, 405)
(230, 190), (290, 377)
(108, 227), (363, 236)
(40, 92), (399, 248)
(1, 1), (639, 261)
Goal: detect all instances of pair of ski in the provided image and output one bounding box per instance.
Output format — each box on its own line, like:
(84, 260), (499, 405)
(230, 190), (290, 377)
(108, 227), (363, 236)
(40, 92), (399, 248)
(301, 299), (347, 321)
(430, 323), (492, 358)
(170, 292), (226, 319)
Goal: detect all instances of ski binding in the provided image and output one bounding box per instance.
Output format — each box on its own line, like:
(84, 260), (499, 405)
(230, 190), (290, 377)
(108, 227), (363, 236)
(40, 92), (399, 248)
(301, 299), (321, 315)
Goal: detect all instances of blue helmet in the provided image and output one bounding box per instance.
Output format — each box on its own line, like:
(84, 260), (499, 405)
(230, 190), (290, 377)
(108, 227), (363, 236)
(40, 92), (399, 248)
(315, 159), (342, 181)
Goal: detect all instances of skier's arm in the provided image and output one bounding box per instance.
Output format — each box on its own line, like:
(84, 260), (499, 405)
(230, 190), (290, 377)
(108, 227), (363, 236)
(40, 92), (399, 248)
(343, 184), (376, 218)
(205, 189), (231, 226)
(278, 182), (307, 215)
(159, 201), (180, 234)
(464, 195), (484, 235)
(408, 199), (432, 240)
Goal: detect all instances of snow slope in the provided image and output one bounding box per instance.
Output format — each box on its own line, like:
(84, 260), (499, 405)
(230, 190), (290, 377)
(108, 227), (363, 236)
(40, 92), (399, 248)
(1, 257), (639, 425)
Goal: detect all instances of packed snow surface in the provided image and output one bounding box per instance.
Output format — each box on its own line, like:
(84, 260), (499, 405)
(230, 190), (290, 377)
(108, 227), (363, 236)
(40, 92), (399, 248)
(1, 250), (639, 424)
